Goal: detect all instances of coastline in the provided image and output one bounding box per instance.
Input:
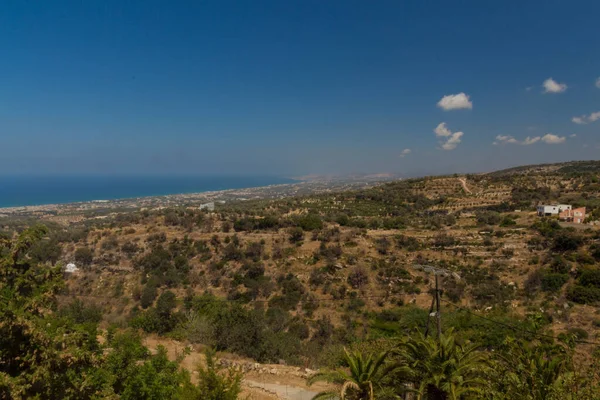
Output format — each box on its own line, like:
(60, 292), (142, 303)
(0, 175), (299, 210)
(0, 177), (391, 218)
(0, 182), (298, 214)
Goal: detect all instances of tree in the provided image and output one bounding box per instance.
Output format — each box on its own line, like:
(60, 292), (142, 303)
(347, 267), (369, 289)
(0, 226), (108, 398)
(140, 283), (158, 309)
(184, 348), (243, 400)
(74, 246), (94, 267)
(307, 348), (391, 400)
(551, 232), (583, 252)
(0, 226), (200, 399)
(104, 331), (190, 399)
(395, 330), (488, 400)
(288, 227), (304, 244)
(487, 338), (571, 400)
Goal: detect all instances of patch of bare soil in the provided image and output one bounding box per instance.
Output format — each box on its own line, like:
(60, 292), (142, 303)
(143, 336), (332, 400)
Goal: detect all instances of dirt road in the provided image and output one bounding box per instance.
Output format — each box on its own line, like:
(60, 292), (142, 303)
(458, 177), (472, 194)
(143, 336), (329, 400)
(245, 380), (320, 400)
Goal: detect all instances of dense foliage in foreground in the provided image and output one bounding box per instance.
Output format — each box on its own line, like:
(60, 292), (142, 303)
(0, 227), (242, 399)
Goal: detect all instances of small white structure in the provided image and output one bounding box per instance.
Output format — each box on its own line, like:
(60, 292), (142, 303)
(537, 204), (571, 216)
(65, 263), (79, 273)
(199, 202), (215, 211)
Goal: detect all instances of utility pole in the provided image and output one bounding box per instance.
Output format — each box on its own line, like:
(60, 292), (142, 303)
(411, 265), (460, 340)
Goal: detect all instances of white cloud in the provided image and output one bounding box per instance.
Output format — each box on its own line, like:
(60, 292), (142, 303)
(433, 123), (463, 150)
(493, 135), (565, 146)
(399, 148), (412, 157)
(596, 77), (600, 89)
(522, 136), (541, 145)
(542, 78), (567, 93)
(571, 111), (600, 124)
(525, 86), (533, 92)
(570, 134), (577, 138)
(495, 135), (519, 144)
(434, 122), (452, 137)
(437, 93), (473, 111)
(541, 133), (566, 144)
(442, 132), (463, 150)
(494, 135), (540, 145)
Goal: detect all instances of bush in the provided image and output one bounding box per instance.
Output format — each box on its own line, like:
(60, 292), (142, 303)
(269, 274), (305, 311)
(532, 218), (562, 238)
(192, 349), (243, 400)
(309, 268), (328, 287)
(374, 237), (391, 255)
(59, 299), (103, 324)
(395, 234), (421, 251)
(294, 214), (323, 231)
(591, 244), (600, 262)
(567, 285), (600, 304)
(101, 235), (119, 251)
(579, 269), (600, 288)
(476, 211), (502, 226)
(552, 231), (584, 252)
(549, 256), (570, 274)
(29, 238), (62, 264)
(288, 227), (304, 244)
(140, 284), (158, 308)
(121, 241), (140, 257)
(541, 273), (569, 292)
(347, 267), (369, 289)
(500, 216), (517, 227)
(566, 327), (589, 340)
(74, 247), (93, 266)
(432, 233), (456, 248)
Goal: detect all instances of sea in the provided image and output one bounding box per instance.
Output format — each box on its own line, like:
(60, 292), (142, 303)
(0, 175), (297, 208)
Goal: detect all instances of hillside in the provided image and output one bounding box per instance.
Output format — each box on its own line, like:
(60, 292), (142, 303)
(2, 160), (600, 398)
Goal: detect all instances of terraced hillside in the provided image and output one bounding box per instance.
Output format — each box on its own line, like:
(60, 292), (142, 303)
(2, 160), (600, 399)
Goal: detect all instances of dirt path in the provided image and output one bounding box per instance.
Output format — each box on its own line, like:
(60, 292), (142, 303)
(245, 380), (320, 400)
(143, 336), (329, 400)
(458, 177), (472, 194)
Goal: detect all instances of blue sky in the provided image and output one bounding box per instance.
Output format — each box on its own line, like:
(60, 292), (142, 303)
(1, 0), (599, 177)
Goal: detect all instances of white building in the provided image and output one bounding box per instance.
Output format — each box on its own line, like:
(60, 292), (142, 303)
(537, 204), (571, 216)
(199, 202), (215, 211)
(65, 263), (79, 273)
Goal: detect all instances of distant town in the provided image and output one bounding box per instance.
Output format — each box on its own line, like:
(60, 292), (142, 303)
(0, 175), (397, 223)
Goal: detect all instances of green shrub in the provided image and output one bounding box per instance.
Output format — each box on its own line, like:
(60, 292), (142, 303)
(140, 284), (158, 309)
(294, 214), (323, 231)
(567, 285), (600, 304)
(579, 269), (600, 288)
(541, 273), (569, 292)
(59, 299), (103, 324)
(567, 327), (589, 340)
(288, 227), (304, 244)
(552, 231), (584, 252)
(74, 246), (93, 266)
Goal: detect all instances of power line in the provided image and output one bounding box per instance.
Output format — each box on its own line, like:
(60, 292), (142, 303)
(61, 293), (600, 346)
(440, 299), (600, 346)
(60, 292), (396, 304)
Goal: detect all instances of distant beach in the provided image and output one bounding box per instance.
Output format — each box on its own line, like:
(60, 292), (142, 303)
(0, 175), (296, 208)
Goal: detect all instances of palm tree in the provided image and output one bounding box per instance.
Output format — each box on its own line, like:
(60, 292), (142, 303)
(395, 329), (488, 400)
(491, 338), (568, 400)
(307, 348), (392, 400)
